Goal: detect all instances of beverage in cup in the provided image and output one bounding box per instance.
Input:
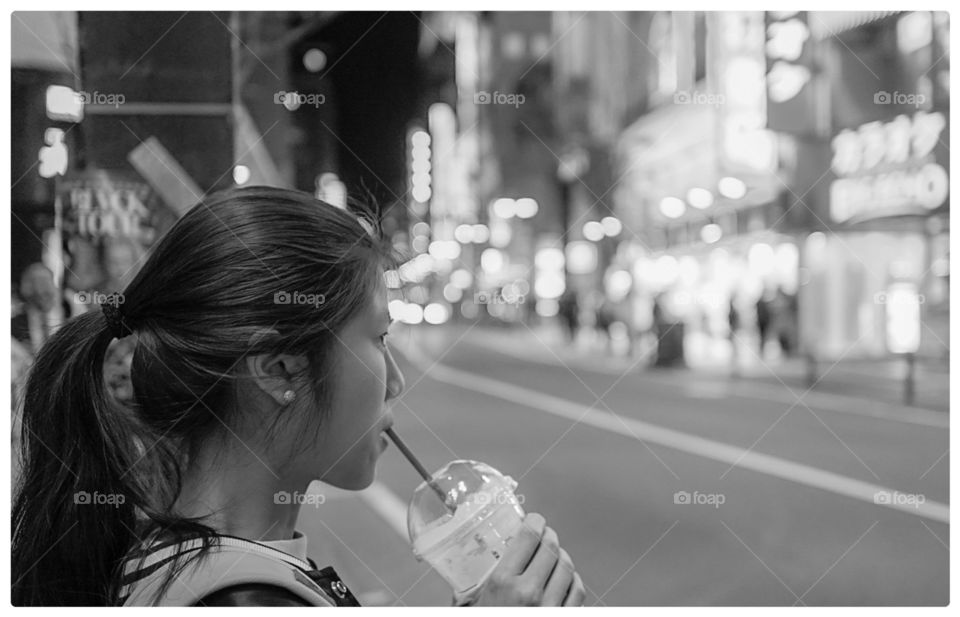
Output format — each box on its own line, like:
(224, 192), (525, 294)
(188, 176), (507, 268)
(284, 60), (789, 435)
(406, 460), (525, 597)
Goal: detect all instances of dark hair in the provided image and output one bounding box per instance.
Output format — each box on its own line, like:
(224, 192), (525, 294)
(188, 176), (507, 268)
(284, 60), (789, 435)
(12, 186), (394, 605)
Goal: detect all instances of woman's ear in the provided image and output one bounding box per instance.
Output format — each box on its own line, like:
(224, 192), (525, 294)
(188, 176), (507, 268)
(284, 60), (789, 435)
(245, 328), (309, 406)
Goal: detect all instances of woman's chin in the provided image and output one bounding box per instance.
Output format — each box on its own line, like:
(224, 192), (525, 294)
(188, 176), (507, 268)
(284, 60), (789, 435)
(320, 466), (376, 491)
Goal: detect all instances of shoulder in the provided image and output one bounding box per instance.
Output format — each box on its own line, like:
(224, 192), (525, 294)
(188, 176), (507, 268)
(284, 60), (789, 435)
(196, 583), (313, 606)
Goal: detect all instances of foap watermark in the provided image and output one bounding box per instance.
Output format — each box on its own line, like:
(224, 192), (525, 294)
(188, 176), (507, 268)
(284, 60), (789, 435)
(874, 91), (926, 108)
(274, 491), (326, 507)
(274, 290), (326, 309)
(474, 90), (526, 108)
(475, 290), (526, 305)
(674, 490), (726, 508)
(76, 290), (125, 307)
(274, 91), (326, 109)
(673, 90), (725, 107)
(76, 90), (125, 108)
(471, 491), (526, 508)
(74, 491), (126, 508)
(672, 289), (726, 310)
(873, 490), (926, 508)
(874, 292), (926, 305)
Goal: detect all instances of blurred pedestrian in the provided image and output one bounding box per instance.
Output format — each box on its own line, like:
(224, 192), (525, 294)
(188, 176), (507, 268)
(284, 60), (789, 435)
(558, 287), (580, 344)
(595, 296), (614, 352)
(652, 293), (666, 333)
(755, 289), (771, 358)
(11, 263), (62, 354)
(12, 187), (585, 608)
(728, 295), (741, 375)
(774, 286), (798, 356)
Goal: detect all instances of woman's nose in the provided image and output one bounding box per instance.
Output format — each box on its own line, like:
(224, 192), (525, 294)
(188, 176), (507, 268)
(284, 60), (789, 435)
(384, 346), (405, 400)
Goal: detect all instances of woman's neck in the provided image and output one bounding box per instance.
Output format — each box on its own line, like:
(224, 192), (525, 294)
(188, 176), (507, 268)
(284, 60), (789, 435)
(174, 439), (306, 542)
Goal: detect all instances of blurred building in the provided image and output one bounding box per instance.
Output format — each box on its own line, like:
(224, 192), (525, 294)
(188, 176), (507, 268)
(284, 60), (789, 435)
(398, 12), (561, 326)
(11, 12), (79, 294)
(794, 11), (950, 363)
(611, 12), (788, 365)
(595, 10), (949, 367)
(12, 12), (425, 298)
(480, 11), (560, 323)
(551, 12), (653, 328)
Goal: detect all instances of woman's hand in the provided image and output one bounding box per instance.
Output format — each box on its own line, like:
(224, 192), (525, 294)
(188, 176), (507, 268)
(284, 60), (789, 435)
(469, 513), (586, 606)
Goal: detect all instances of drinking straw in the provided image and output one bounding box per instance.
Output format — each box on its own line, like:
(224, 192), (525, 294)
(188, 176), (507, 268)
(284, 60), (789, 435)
(385, 427), (455, 513)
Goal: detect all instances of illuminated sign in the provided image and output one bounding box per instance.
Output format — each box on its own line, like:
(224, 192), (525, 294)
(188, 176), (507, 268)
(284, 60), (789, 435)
(829, 111), (948, 223)
(765, 16), (811, 102)
(883, 282), (922, 354)
(719, 12), (777, 174)
(60, 172), (157, 243)
(764, 11), (819, 135)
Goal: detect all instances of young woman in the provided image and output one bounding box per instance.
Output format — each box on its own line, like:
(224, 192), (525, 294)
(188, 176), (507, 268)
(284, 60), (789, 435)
(12, 187), (584, 607)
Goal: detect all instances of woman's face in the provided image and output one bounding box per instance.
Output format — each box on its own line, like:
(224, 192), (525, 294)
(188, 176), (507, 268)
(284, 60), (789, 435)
(288, 279), (405, 490)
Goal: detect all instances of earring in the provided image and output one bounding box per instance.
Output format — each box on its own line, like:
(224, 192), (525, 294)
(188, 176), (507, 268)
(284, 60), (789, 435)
(282, 390), (296, 404)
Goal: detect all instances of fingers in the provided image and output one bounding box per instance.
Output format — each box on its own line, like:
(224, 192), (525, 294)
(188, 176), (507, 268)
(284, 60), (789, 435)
(524, 525), (560, 588)
(490, 513), (583, 607)
(541, 548), (575, 606)
(498, 512), (546, 575)
(563, 572), (586, 607)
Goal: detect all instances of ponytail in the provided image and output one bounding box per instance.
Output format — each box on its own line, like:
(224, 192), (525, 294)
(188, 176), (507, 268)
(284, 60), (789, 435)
(12, 186), (395, 604)
(12, 310), (143, 605)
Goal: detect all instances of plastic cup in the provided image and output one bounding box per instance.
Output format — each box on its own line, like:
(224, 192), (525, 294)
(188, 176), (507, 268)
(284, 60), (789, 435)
(406, 460), (525, 598)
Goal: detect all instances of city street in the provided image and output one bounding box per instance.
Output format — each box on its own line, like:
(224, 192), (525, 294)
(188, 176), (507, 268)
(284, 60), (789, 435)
(300, 323), (949, 606)
(10, 9), (951, 609)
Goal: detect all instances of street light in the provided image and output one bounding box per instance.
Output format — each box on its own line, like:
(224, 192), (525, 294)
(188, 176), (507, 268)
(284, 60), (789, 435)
(233, 165), (251, 185)
(601, 216), (622, 237)
(687, 187), (714, 209)
(454, 224), (475, 243)
(303, 48), (327, 73)
(493, 198), (517, 219)
(38, 128), (68, 178)
(45, 85), (83, 122)
(410, 130), (432, 204)
(471, 224), (490, 243)
(701, 223), (723, 244)
(583, 221), (604, 242)
(515, 198), (539, 219)
(718, 176), (747, 199)
(659, 197), (686, 219)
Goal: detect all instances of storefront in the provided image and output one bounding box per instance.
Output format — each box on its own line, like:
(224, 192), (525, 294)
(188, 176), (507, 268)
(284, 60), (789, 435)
(798, 11), (950, 362)
(800, 110), (949, 360)
(624, 224), (798, 367)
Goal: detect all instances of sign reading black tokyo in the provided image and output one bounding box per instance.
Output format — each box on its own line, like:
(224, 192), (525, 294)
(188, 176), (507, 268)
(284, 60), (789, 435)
(59, 170), (158, 244)
(57, 169), (178, 298)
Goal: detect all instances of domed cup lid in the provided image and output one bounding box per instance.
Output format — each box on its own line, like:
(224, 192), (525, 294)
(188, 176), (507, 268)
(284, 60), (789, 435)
(407, 460), (518, 554)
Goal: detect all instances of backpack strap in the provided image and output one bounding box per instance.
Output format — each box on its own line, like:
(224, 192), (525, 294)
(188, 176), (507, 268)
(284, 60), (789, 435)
(119, 537), (341, 606)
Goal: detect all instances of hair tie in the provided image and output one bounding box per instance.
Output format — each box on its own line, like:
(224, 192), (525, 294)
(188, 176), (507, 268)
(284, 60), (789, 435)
(101, 303), (132, 339)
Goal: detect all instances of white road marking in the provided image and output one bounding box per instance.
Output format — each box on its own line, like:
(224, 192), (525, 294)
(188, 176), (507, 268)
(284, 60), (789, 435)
(358, 480), (410, 540)
(461, 331), (949, 428)
(399, 345), (949, 525)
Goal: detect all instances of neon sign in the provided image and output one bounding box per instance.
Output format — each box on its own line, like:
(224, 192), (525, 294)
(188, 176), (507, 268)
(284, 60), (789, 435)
(829, 111), (948, 223)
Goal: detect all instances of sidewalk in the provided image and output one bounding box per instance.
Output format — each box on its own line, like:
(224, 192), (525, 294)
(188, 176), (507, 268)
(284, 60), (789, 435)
(435, 322), (950, 414)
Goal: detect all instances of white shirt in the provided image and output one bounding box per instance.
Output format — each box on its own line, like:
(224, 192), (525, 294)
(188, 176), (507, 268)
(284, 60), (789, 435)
(259, 530), (310, 563)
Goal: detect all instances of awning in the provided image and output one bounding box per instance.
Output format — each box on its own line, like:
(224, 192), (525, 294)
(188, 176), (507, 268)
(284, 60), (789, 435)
(807, 11), (903, 40)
